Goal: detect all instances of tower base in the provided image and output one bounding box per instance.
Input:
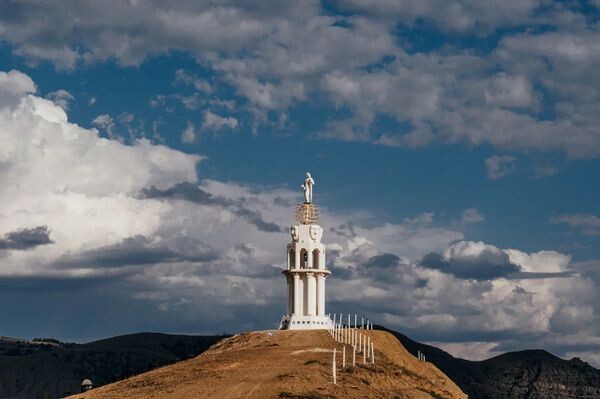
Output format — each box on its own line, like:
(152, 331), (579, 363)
(279, 314), (333, 330)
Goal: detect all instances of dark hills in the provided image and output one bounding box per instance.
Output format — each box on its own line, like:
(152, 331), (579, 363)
(0, 333), (225, 399)
(1, 327), (599, 399)
(379, 326), (600, 399)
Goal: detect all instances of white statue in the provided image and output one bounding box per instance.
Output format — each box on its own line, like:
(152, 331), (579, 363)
(290, 225), (299, 241)
(301, 172), (315, 203)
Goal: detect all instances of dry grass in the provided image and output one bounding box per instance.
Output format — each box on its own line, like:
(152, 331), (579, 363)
(67, 330), (466, 399)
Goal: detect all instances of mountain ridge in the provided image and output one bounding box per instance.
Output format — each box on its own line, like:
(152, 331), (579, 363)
(378, 326), (600, 398)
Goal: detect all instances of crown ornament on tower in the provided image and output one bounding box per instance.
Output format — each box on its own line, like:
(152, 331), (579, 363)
(295, 203), (319, 224)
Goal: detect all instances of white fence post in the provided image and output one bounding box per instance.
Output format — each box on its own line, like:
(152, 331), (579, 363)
(342, 345), (346, 368)
(333, 348), (337, 384)
(358, 334), (362, 352)
(371, 343), (375, 364)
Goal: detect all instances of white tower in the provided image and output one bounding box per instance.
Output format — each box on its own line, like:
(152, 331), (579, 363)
(279, 173), (332, 330)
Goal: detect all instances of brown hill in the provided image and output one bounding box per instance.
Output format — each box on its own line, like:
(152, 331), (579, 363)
(67, 329), (466, 399)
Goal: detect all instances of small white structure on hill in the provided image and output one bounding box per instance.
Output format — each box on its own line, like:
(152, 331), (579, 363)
(81, 379), (93, 392)
(279, 173), (333, 330)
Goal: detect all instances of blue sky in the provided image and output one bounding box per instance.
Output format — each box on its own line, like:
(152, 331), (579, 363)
(0, 0), (599, 366)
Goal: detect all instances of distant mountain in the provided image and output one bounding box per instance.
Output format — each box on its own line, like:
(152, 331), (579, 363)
(0, 333), (226, 399)
(379, 326), (600, 399)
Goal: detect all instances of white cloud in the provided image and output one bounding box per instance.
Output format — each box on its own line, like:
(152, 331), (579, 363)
(333, 0), (545, 32)
(202, 110), (238, 131)
(0, 70), (201, 276)
(552, 213), (600, 236)
(181, 121), (196, 144)
(45, 89), (74, 111)
(0, 2), (598, 158)
(0, 70), (36, 108)
(462, 208), (485, 223)
(91, 114), (116, 139)
(427, 341), (503, 361)
(485, 155), (516, 180)
(174, 69), (212, 94)
(483, 73), (536, 108)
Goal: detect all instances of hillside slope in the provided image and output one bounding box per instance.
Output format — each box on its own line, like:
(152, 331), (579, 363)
(68, 329), (467, 399)
(383, 327), (600, 398)
(0, 333), (224, 399)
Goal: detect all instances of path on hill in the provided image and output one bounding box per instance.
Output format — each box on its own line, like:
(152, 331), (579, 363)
(69, 329), (466, 399)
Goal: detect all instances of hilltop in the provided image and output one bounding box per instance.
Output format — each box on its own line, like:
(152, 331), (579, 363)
(68, 329), (466, 399)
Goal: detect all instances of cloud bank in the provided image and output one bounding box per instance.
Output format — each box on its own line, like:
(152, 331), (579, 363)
(0, 1), (598, 157)
(1, 68), (599, 366)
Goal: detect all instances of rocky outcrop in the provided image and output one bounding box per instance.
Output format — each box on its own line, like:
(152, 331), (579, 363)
(384, 327), (600, 399)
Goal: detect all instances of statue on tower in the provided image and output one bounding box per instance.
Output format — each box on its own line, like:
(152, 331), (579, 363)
(301, 172), (315, 203)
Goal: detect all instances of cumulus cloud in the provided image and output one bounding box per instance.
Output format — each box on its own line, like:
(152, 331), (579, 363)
(420, 240), (574, 281)
(0, 2), (598, 157)
(140, 182), (282, 233)
(46, 89), (74, 111)
(91, 113), (116, 139)
(1, 69), (600, 365)
(181, 121), (196, 144)
(0, 70), (36, 108)
(174, 69), (212, 94)
(332, 0), (546, 32)
(0, 69), (201, 277)
(485, 155), (516, 180)
(202, 110), (238, 131)
(420, 241), (521, 280)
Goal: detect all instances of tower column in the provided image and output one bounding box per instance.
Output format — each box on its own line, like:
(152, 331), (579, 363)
(293, 273), (302, 315)
(294, 250), (300, 270)
(287, 275), (293, 314)
(307, 272), (316, 316)
(316, 274), (325, 316)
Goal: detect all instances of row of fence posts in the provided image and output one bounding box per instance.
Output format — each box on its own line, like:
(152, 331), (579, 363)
(328, 313), (375, 384)
(417, 350), (426, 362)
